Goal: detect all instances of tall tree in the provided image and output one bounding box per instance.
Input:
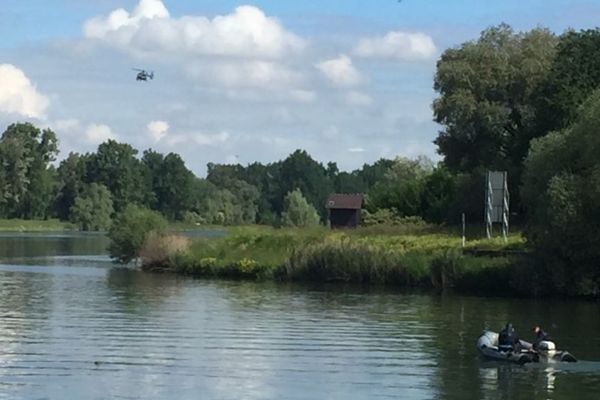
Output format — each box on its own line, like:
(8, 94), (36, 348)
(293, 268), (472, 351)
(142, 150), (196, 220)
(536, 29), (600, 135)
(56, 152), (89, 220)
(0, 135), (30, 217)
(278, 150), (333, 218)
(522, 91), (600, 295)
(206, 162), (260, 224)
(0, 123), (58, 219)
(86, 140), (147, 212)
(243, 162), (280, 224)
(433, 25), (557, 173)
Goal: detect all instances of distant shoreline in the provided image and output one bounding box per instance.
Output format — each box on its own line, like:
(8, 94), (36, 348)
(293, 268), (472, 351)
(0, 219), (76, 232)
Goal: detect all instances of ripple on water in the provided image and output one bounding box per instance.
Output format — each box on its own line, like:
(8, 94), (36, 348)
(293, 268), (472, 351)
(1, 250), (600, 400)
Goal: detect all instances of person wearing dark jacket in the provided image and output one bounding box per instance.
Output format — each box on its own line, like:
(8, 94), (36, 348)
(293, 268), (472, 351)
(498, 323), (520, 352)
(532, 325), (550, 350)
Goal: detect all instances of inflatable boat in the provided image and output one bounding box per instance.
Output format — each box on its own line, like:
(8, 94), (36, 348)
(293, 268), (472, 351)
(476, 331), (577, 364)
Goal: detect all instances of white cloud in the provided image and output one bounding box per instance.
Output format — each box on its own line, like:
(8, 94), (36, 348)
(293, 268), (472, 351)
(85, 123), (117, 144)
(0, 64), (50, 119)
(315, 55), (363, 87)
(84, 0), (169, 39)
(165, 131), (230, 147)
(84, 1), (305, 59)
(354, 32), (437, 61)
(348, 147), (365, 153)
(346, 91), (373, 107)
(147, 120), (169, 142)
(191, 61), (302, 89)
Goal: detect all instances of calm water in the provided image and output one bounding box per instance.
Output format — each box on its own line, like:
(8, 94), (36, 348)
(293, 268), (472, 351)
(0, 233), (599, 399)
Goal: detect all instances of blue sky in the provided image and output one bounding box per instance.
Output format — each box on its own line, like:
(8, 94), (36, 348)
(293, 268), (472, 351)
(1, 0), (599, 175)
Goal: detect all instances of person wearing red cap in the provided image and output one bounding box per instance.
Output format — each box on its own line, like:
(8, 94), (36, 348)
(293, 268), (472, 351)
(532, 325), (550, 350)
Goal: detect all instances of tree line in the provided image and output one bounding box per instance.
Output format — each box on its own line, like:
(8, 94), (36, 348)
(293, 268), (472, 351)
(0, 122), (467, 229)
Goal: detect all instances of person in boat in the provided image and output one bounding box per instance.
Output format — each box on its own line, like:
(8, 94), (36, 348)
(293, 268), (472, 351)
(498, 323), (521, 352)
(532, 325), (551, 350)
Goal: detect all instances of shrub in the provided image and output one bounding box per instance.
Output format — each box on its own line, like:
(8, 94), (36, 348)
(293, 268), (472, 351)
(139, 232), (190, 271)
(281, 189), (321, 227)
(70, 183), (113, 231)
(108, 205), (167, 263)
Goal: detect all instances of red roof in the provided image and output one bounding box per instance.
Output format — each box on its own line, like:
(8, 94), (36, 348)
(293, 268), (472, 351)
(326, 193), (363, 210)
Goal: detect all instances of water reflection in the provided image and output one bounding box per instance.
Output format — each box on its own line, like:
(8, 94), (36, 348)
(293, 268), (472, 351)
(0, 232), (109, 259)
(0, 233), (599, 399)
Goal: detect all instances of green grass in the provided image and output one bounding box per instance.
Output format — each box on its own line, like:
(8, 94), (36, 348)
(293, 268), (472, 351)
(0, 219), (76, 232)
(143, 224), (528, 295)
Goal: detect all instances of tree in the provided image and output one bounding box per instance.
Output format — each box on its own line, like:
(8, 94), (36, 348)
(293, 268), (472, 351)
(366, 157), (432, 217)
(142, 150), (196, 220)
(358, 158), (395, 190)
(433, 25), (557, 174)
(243, 162), (281, 225)
(536, 29), (600, 136)
(108, 205), (167, 263)
(56, 152), (88, 220)
(70, 183), (114, 231)
(333, 171), (365, 193)
(522, 91), (600, 295)
(0, 134), (30, 217)
(278, 150), (333, 218)
(189, 179), (249, 225)
(206, 162), (261, 224)
(281, 189), (321, 228)
(0, 123), (58, 219)
(86, 140), (147, 212)
(421, 166), (458, 223)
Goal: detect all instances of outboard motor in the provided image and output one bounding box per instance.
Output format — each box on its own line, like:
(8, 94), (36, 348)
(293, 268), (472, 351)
(537, 341), (556, 351)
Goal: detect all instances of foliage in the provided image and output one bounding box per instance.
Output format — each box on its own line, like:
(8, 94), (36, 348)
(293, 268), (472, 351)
(142, 150), (196, 220)
(433, 24), (558, 173)
(108, 205), (167, 263)
(362, 209), (428, 228)
(0, 123), (58, 219)
(366, 157), (431, 217)
(281, 189), (321, 228)
(522, 91), (600, 296)
(86, 140), (147, 212)
(536, 28), (600, 135)
(0, 121), (466, 228)
(278, 150), (333, 217)
(56, 152), (88, 220)
(70, 183), (114, 231)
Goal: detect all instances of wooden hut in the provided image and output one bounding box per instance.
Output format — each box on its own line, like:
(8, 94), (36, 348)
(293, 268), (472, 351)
(326, 193), (364, 229)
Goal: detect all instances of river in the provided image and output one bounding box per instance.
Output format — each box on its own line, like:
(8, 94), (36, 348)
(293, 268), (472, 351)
(0, 233), (599, 399)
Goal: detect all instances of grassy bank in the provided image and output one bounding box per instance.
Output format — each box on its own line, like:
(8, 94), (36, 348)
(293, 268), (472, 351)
(0, 219), (76, 232)
(140, 224), (530, 295)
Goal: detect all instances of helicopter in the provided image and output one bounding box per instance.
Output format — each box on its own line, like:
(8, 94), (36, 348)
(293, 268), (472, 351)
(133, 68), (154, 81)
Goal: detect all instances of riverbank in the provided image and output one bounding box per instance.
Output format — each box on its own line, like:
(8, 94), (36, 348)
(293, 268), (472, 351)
(0, 218), (76, 232)
(140, 224), (534, 296)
